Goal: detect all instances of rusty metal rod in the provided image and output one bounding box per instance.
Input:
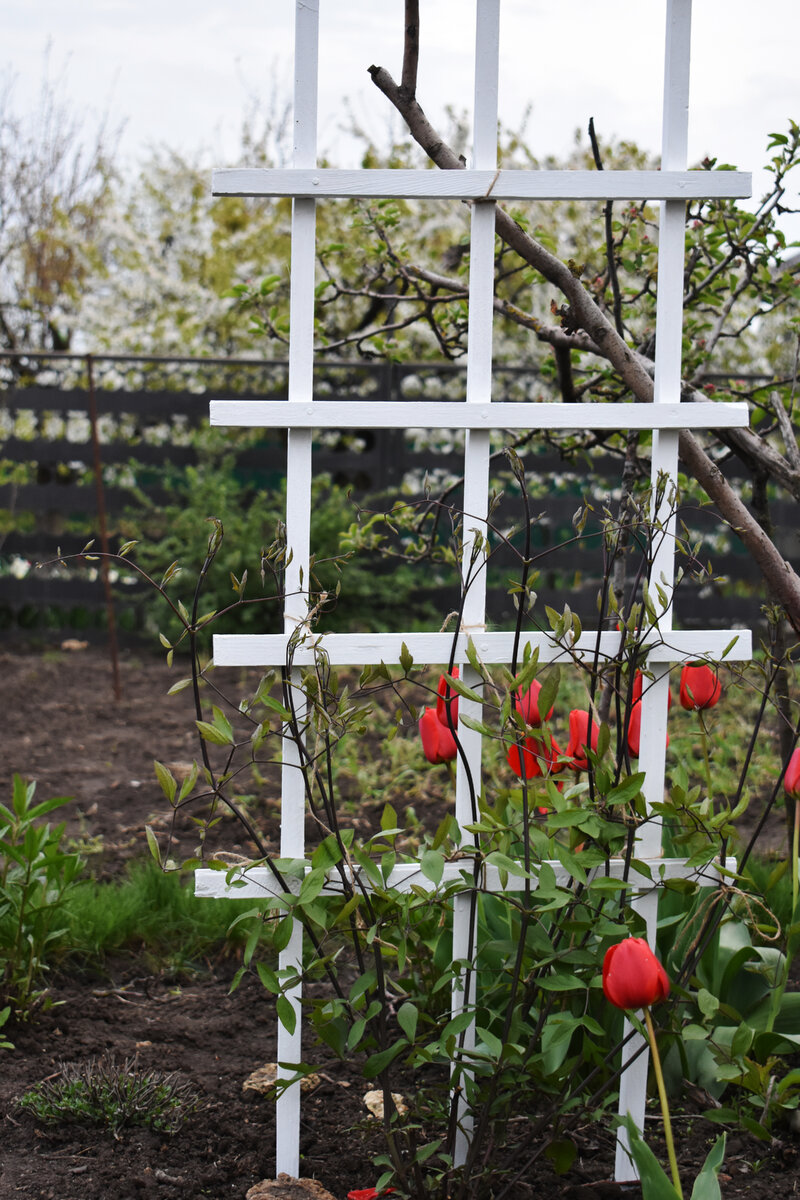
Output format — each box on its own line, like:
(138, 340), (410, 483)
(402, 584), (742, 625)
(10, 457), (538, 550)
(86, 353), (122, 702)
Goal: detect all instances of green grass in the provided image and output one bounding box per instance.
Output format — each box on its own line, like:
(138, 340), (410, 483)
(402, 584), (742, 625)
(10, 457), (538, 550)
(61, 860), (272, 975)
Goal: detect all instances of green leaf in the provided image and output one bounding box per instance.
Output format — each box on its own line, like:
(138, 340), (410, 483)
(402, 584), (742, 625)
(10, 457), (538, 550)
(299, 867), (326, 904)
(697, 987), (719, 1020)
(689, 1134), (726, 1200)
(397, 1002), (419, 1042)
(178, 761), (199, 802)
(153, 760), (176, 804)
(256, 963), (280, 994)
(167, 676), (193, 695)
(621, 1116), (682, 1199)
(420, 850), (444, 886)
(606, 772), (646, 806)
(445, 675), (483, 704)
(545, 1138), (577, 1176)
(196, 719), (233, 745)
(256, 693), (293, 722)
(537, 667), (561, 722)
(486, 851), (528, 878)
(363, 1040), (408, 1079)
(273, 915), (295, 952)
(276, 994), (297, 1036)
(399, 642), (414, 673)
(466, 637), (482, 673)
(145, 825), (161, 866)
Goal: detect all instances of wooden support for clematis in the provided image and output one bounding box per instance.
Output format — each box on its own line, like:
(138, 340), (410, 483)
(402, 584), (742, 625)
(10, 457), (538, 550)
(197, 0), (754, 1183)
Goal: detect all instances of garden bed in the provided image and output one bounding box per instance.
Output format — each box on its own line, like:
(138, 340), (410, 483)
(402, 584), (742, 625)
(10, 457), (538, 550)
(0, 644), (798, 1198)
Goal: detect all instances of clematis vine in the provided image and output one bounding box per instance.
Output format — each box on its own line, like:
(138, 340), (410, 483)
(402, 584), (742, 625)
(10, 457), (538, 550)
(436, 666), (459, 728)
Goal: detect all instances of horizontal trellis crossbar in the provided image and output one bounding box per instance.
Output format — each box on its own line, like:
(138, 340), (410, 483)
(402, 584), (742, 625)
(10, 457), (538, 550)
(212, 629), (752, 668)
(209, 399), (750, 431)
(196, 856), (738, 901)
(212, 167), (752, 202)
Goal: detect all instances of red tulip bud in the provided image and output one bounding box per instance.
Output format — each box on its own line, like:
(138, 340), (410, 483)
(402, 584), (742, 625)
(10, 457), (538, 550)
(785, 748), (800, 799)
(347, 1190), (396, 1200)
(420, 707), (457, 764)
(602, 937), (670, 1010)
(507, 734), (562, 780)
(679, 663), (721, 711)
(566, 710), (598, 771)
(436, 668), (459, 728)
(627, 671), (671, 758)
(513, 678), (554, 727)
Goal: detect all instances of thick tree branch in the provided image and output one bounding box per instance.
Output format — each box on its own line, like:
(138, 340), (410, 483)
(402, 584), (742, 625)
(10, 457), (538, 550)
(367, 60), (800, 632)
(406, 260), (800, 503)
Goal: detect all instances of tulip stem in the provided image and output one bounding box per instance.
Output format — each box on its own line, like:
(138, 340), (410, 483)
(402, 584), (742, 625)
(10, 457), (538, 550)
(793, 797), (799, 917)
(644, 1005), (683, 1199)
(698, 712), (713, 813)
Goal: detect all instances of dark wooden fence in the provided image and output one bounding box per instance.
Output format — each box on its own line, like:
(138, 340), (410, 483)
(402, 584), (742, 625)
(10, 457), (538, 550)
(0, 354), (788, 639)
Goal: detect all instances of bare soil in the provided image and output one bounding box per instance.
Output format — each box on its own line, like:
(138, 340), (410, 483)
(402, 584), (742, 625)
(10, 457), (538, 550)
(0, 644), (798, 1199)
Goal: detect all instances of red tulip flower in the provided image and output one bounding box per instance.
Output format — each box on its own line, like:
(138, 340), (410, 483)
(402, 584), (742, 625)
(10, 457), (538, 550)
(436, 667), (459, 728)
(603, 939), (679, 1193)
(347, 1190), (395, 1200)
(420, 706), (457, 764)
(512, 678), (554, 727)
(627, 671), (671, 758)
(507, 734), (563, 780)
(785, 748), (800, 799)
(602, 936), (670, 1010)
(679, 663), (721, 711)
(566, 709), (598, 771)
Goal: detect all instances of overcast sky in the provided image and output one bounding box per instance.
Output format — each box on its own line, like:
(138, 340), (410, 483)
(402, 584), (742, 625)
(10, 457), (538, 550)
(6, 0), (799, 218)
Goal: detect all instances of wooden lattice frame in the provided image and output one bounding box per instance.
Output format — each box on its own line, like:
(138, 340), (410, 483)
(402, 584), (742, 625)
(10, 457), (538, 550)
(196, 0), (753, 1181)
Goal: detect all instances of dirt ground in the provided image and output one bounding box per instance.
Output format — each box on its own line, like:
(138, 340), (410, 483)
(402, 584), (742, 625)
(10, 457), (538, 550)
(1, 643), (799, 1199)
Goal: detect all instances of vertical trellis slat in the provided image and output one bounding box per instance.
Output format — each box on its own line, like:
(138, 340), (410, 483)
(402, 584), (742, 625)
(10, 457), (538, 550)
(450, 0), (501, 1163)
(276, 0), (320, 1176)
(615, 0), (694, 1177)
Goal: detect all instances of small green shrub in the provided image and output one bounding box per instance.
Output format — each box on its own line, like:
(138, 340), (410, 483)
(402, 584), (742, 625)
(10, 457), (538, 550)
(17, 1056), (201, 1134)
(0, 776), (83, 1017)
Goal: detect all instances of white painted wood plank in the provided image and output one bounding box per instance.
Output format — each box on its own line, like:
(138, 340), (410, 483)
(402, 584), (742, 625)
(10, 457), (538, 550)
(275, 0), (319, 1179)
(453, 5), (500, 1161)
(472, 0), (500, 166)
(662, 0), (692, 171)
(617, 2), (698, 1182)
(209, 399), (750, 431)
(212, 167), (751, 202)
(212, 628), (751, 668)
(195, 857), (737, 900)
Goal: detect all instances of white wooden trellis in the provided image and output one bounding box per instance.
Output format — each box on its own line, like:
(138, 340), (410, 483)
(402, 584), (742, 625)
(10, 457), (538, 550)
(196, 0), (754, 1183)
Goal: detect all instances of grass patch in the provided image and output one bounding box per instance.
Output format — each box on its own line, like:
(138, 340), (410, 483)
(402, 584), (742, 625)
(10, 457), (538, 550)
(17, 1056), (201, 1133)
(61, 860), (271, 974)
